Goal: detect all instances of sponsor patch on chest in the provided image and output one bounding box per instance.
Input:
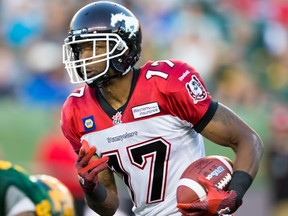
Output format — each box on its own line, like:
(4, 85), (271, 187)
(132, 102), (160, 119)
(82, 115), (96, 132)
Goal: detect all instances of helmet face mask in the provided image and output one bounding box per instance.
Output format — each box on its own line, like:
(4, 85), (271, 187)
(63, 1), (142, 87)
(63, 33), (129, 85)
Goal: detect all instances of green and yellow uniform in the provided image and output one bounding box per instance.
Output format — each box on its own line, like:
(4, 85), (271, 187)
(0, 160), (74, 216)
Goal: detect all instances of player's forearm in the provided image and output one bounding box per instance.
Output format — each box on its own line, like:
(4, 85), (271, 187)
(202, 103), (264, 178)
(227, 131), (263, 203)
(84, 184), (119, 216)
(233, 131), (264, 178)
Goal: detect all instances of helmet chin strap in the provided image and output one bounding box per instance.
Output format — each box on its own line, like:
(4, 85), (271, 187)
(87, 62), (132, 88)
(87, 72), (122, 88)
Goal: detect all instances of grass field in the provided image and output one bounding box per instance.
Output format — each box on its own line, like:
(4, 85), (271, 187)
(0, 99), (55, 168)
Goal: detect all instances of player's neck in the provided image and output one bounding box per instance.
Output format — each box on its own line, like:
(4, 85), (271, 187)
(100, 69), (134, 110)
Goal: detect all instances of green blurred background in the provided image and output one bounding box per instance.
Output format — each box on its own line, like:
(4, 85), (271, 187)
(0, 99), (54, 165)
(1, 0), (288, 215)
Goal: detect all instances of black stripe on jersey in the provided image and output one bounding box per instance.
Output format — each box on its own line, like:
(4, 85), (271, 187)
(193, 100), (218, 133)
(96, 68), (140, 118)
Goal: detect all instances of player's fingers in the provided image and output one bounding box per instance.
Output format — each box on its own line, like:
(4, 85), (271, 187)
(76, 147), (96, 166)
(178, 202), (207, 211)
(78, 157), (109, 174)
(76, 147), (86, 165)
(198, 175), (213, 190)
(81, 140), (97, 157)
(81, 140), (90, 152)
(177, 203), (189, 210)
(89, 162), (109, 177)
(77, 140), (94, 160)
(177, 203), (195, 210)
(77, 140), (97, 164)
(86, 146), (96, 157)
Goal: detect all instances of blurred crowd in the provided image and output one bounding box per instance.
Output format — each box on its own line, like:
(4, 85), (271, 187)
(1, 0), (288, 215)
(1, 0), (288, 107)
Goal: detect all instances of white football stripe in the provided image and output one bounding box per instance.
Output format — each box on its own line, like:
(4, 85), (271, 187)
(178, 178), (207, 201)
(208, 155), (233, 174)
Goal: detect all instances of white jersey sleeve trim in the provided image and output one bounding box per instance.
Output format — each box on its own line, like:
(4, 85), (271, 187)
(5, 186), (35, 216)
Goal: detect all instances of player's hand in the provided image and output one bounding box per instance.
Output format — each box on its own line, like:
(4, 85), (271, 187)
(75, 140), (109, 193)
(177, 176), (242, 216)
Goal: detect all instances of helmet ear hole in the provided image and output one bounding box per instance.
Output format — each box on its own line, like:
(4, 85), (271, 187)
(126, 57), (132, 65)
(116, 40), (126, 51)
(111, 56), (126, 73)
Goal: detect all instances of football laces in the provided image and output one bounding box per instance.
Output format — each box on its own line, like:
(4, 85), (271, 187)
(216, 173), (232, 190)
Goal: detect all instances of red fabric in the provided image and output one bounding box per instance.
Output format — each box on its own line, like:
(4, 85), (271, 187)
(61, 60), (212, 152)
(34, 133), (84, 198)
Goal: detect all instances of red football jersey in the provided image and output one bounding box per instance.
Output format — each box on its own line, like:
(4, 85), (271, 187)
(61, 59), (214, 215)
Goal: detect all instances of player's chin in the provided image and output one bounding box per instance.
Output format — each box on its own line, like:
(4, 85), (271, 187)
(85, 70), (95, 78)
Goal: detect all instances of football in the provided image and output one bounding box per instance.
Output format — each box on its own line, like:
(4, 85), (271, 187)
(176, 155), (233, 204)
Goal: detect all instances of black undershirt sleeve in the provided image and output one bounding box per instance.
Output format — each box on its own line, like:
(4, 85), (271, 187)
(193, 100), (218, 133)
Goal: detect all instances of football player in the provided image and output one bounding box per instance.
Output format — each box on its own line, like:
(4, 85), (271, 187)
(61, 1), (264, 216)
(0, 160), (75, 216)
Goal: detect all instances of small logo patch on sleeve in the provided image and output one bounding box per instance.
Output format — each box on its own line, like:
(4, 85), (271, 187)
(186, 75), (207, 104)
(82, 115), (96, 132)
